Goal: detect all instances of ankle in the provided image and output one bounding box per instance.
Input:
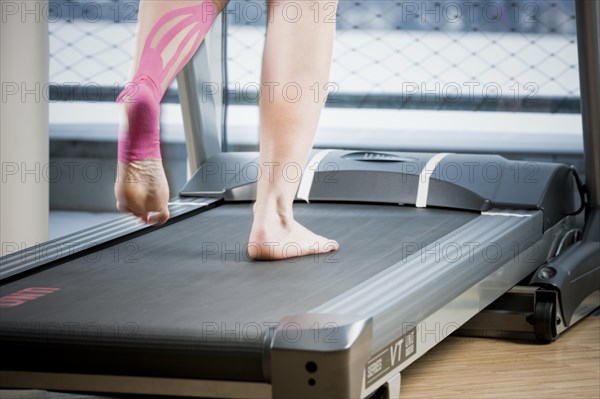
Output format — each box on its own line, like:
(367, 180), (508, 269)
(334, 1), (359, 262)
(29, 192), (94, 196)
(118, 75), (159, 105)
(117, 77), (162, 163)
(252, 202), (294, 229)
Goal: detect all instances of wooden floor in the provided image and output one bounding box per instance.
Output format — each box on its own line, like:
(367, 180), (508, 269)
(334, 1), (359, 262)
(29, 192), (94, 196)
(401, 313), (600, 399)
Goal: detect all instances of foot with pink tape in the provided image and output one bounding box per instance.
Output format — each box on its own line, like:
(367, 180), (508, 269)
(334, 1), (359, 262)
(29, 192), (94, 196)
(115, 74), (169, 224)
(115, 0), (219, 224)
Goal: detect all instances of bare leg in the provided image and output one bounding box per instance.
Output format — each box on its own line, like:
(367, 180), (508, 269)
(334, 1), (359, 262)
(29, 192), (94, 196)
(115, 0), (227, 224)
(248, 0), (340, 260)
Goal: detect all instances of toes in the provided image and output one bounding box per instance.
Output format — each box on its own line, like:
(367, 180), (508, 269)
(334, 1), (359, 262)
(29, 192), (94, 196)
(321, 240), (339, 253)
(308, 239), (339, 256)
(114, 159), (170, 225)
(116, 201), (144, 221)
(147, 208), (170, 225)
(247, 239), (339, 261)
(116, 201), (162, 225)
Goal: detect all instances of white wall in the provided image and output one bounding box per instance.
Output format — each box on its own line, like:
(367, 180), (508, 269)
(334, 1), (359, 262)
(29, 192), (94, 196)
(1, 0), (49, 256)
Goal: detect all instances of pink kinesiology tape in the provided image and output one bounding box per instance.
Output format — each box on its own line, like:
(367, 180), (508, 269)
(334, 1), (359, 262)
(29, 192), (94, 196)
(117, 1), (217, 162)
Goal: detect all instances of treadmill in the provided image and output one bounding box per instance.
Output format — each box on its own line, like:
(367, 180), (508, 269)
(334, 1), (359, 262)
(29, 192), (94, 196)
(1, 3), (599, 399)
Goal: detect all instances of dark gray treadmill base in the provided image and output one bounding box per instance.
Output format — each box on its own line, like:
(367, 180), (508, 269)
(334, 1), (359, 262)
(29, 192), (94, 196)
(0, 203), (477, 381)
(0, 390), (121, 399)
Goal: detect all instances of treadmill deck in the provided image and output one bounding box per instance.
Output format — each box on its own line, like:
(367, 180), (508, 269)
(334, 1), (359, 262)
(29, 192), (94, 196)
(1, 203), (477, 380)
(1, 204), (477, 327)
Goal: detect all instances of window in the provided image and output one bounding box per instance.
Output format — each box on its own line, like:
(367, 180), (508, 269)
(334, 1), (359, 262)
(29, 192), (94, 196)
(224, 0), (582, 155)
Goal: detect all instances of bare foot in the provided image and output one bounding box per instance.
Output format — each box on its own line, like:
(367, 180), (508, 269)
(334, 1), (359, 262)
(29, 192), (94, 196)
(115, 77), (169, 225)
(248, 208), (339, 260)
(115, 159), (170, 224)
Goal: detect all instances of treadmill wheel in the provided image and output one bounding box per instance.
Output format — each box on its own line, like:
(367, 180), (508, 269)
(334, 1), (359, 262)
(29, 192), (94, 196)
(531, 300), (558, 343)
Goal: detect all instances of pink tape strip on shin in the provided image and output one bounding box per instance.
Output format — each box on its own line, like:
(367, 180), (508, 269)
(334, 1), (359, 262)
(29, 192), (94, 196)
(117, 1), (217, 162)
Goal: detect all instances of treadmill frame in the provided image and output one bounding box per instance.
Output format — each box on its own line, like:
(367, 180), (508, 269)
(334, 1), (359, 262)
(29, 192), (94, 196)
(460, 1), (600, 343)
(0, 207), (575, 398)
(177, 12), (226, 175)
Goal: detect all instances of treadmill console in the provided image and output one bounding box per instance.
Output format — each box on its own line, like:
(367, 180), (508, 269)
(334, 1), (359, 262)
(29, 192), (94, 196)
(181, 150), (575, 231)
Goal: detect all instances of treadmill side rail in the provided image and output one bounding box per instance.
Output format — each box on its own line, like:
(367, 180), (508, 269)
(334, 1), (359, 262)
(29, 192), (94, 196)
(308, 209), (555, 397)
(270, 313), (373, 399)
(0, 197), (219, 281)
(312, 210), (545, 352)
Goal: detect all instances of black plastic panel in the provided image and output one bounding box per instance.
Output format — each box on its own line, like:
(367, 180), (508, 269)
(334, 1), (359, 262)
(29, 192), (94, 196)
(530, 210), (600, 326)
(181, 150), (575, 230)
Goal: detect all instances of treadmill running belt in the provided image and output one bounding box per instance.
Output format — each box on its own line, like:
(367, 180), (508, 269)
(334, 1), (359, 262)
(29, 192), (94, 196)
(0, 203), (477, 381)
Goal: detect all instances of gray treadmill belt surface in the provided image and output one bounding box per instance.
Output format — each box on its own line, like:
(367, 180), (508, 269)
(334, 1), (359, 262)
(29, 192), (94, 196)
(1, 203), (478, 381)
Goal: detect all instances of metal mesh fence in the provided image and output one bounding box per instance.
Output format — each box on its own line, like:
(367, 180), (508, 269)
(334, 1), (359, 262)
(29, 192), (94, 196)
(46, 0), (579, 111)
(225, 0), (580, 112)
(49, 19), (135, 85)
(48, 0), (137, 85)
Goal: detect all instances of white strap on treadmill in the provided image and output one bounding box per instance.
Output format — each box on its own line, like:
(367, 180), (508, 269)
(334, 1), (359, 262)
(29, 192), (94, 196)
(481, 211), (532, 218)
(297, 149), (334, 203)
(415, 152), (451, 208)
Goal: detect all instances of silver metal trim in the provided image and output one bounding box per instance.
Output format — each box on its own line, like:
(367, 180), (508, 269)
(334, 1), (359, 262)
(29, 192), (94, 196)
(270, 313), (373, 398)
(357, 212), (566, 398)
(0, 197), (217, 280)
(385, 373), (401, 399)
(313, 210), (542, 350)
(178, 13), (225, 176)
